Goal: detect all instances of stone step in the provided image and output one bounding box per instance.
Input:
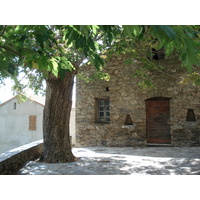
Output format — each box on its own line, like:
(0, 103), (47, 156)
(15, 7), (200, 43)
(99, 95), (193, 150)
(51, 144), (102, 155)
(145, 143), (172, 147)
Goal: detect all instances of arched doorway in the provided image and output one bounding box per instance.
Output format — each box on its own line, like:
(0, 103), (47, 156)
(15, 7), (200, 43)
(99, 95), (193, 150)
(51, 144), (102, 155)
(145, 97), (171, 144)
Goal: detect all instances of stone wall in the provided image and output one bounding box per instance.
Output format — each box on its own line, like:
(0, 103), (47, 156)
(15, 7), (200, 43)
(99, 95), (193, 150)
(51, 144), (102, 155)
(172, 121), (200, 146)
(76, 54), (200, 147)
(0, 140), (43, 175)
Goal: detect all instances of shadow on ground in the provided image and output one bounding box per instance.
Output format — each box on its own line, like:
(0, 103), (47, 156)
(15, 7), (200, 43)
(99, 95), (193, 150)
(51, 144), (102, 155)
(17, 147), (200, 175)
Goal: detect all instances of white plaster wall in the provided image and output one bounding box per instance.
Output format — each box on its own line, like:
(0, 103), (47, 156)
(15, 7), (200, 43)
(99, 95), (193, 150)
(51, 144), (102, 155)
(0, 97), (76, 154)
(0, 98), (44, 153)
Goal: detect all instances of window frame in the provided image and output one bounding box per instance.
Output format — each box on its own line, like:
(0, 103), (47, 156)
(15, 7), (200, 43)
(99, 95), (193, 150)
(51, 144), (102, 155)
(95, 98), (110, 123)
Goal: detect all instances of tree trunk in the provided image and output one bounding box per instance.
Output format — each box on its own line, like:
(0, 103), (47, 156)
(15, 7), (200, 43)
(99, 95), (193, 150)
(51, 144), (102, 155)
(40, 71), (76, 163)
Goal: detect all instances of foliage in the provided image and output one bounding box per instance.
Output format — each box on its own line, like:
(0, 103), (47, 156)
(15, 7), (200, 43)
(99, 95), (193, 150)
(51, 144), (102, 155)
(180, 72), (200, 85)
(0, 25), (117, 94)
(106, 25), (200, 88)
(77, 69), (110, 83)
(1, 25), (200, 93)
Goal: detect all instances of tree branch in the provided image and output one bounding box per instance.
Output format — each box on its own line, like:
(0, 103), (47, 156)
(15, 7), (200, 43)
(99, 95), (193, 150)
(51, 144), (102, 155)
(0, 45), (23, 58)
(94, 33), (104, 41)
(0, 25), (7, 37)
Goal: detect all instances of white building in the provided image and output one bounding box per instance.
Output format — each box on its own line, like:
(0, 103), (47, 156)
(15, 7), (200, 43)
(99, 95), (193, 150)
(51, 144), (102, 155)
(0, 96), (76, 154)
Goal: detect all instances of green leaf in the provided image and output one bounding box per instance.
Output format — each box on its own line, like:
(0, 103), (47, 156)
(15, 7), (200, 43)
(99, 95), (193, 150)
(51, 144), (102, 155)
(91, 54), (104, 71)
(122, 25), (143, 37)
(91, 25), (99, 35)
(123, 25), (134, 37)
(60, 57), (74, 71)
(87, 37), (96, 51)
(133, 26), (141, 36)
(164, 42), (174, 58)
(154, 25), (177, 40)
(14, 25), (21, 33)
(51, 58), (59, 77)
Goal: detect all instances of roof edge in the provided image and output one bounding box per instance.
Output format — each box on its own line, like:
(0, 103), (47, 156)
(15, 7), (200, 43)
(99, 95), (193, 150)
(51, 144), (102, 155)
(0, 95), (45, 107)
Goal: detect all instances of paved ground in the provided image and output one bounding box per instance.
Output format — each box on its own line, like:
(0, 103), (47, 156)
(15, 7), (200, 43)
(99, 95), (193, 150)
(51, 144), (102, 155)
(17, 146), (200, 175)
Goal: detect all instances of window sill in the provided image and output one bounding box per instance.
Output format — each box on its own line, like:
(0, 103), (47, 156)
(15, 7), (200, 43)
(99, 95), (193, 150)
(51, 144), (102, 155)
(122, 125), (135, 129)
(95, 122), (110, 124)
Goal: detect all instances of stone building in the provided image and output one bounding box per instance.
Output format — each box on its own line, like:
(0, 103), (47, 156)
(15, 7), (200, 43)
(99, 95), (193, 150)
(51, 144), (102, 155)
(76, 53), (200, 147)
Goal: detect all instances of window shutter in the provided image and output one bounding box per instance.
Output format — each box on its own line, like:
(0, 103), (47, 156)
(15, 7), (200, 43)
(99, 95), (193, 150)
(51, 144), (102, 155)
(29, 115), (36, 130)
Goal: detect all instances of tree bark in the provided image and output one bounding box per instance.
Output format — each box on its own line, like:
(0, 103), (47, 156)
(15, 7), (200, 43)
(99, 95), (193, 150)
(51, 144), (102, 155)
(40, 71), (76, 163)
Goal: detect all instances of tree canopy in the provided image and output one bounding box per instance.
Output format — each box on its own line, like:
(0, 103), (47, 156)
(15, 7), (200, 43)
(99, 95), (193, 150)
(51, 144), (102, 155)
(1, 25), (200, 93)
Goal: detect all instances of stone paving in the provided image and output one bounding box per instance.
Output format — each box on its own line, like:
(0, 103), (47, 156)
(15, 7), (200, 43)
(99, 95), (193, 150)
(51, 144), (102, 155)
(17, 146), (200, 175)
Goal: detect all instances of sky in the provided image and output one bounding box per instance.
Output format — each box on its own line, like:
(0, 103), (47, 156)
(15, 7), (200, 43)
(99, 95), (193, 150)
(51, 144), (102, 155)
(0, 77), (45, 103)
(0, 78), (17, 103)
(0, 77), (76, 107)
(0, 72), (48, 105)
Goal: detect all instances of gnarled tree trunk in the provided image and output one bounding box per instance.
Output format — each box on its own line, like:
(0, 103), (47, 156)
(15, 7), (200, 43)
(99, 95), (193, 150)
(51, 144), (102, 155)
(40, 71), (76, 163)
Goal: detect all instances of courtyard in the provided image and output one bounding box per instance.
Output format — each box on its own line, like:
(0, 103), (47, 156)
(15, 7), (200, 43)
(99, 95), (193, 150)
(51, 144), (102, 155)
(17, 146), (200, 175)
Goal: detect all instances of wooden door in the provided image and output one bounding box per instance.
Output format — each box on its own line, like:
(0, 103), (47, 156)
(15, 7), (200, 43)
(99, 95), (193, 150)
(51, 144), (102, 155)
(146, 97), (171, 144)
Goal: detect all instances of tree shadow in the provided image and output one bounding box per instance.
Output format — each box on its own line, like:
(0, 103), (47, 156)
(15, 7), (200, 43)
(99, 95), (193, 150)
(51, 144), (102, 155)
(70, 147), (200, 175)
(17, 147), (200, 175)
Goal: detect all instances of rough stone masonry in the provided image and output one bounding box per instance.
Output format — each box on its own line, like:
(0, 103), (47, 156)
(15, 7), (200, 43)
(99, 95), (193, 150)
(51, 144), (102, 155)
(76, 53), (200, 147)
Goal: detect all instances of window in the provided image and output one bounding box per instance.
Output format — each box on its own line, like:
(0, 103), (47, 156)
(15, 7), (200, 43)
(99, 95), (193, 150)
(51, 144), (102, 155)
(29, 115), (36, 130)
(96, 99), (110, 123)
(152, 48), (165, 60)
